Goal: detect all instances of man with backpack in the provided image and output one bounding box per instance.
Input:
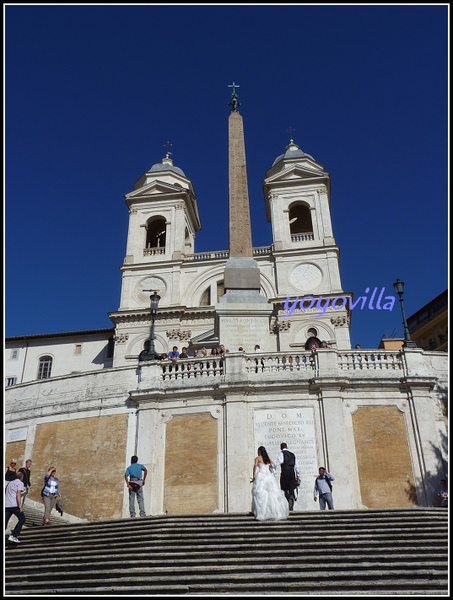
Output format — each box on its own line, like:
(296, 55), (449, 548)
(314, 466), (335, 510)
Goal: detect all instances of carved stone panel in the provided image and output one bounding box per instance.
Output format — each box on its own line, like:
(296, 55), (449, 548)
(290, 264), (323, 292)
(134, 276), (167, 305)
(254, 407), (318, 511)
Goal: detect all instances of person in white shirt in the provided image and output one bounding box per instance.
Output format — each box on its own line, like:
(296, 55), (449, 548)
(272, 443), (300, 511)
(5, 472), (26, 543)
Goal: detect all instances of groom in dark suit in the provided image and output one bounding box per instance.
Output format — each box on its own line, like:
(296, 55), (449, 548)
(273, 443), (300, 511)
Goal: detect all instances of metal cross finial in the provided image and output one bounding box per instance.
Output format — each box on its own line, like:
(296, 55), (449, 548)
(286, 127), (296, 143)
(228, 82), (241, 112)
(163, 141), (173, 158)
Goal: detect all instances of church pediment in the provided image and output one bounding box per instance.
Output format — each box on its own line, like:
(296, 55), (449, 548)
(265, 164), (329, 186)
(125, 180), (189, 201)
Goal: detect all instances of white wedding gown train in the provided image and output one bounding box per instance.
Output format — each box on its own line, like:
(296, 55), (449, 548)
(252, 462), (289, 521)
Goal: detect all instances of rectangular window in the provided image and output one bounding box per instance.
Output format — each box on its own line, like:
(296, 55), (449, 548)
(6, 377), (17, 386)
(74, 344), (82, 356)
(10, 349), (19, 360)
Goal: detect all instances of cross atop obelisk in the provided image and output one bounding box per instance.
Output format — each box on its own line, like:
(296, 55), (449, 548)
(227, 83), (253, 258)
(228, 82), (241, 113)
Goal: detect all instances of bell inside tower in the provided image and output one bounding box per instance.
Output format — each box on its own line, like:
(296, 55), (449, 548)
(146, 217), (167, 249)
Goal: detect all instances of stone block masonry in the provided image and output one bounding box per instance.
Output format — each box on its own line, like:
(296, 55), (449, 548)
(26, 414), (128, 521)
(352, 406), (416, 508)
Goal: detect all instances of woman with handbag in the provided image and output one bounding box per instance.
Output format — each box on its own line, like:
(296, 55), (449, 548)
(41, 467), (62, 526)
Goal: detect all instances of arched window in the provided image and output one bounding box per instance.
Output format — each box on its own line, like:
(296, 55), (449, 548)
(289, 204), (313, 236)
(146, 217), (166, 249)
(200, 287), (211, 306)
(199, 281), (225, 306)
(37, 356), (53, 380)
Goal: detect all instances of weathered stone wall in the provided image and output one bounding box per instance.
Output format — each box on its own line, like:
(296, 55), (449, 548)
(352, 406), (416, 508)
(26, 414), (128, 521)
(163, 413), (218, 514)
(5, 350), (448, 516)
(5, 441), (26, 473)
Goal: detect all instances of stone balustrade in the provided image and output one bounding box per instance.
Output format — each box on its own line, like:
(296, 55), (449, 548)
(245, 352), (315, 374)
(137, 348), (445, 391)
(291, 233), (314, 242)
(143, 247), (165, 256)
(184, 246), (273, 262)
(337, 350), (404, 371)
(160, 357), (224, 381)
(5, 348), (447, 422)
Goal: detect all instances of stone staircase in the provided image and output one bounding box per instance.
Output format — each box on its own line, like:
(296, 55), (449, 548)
(5, 508), (448, 595)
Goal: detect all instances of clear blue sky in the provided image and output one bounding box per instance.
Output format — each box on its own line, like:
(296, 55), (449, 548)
(5, 4), (448, 349)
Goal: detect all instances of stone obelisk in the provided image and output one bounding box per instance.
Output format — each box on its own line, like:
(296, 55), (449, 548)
(216, 84), (273, 352)
(228, 106), (253, 258)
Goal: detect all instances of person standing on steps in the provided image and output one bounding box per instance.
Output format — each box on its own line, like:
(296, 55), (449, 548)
(42, 467), (63, 525)
(251, 446), (288, 521)
(437, 479), (448, 507)
(314, 466), (335, 510)
(5, 459), (17, 481)
(19, 459), (34, 506)
(272, 443), (300, 511)
(125, 455), (147, 518)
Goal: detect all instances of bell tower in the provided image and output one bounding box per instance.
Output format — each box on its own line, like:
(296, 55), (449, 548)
(263, 139), (351, 349)
(109, 153), (202, 367)
(118, 153), (201, 312)
(263, 139), (335, 251)
(123, 153), (201, 267)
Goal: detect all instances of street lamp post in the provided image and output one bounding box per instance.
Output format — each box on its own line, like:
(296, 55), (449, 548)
(393, 279), (418, 348)
(139, 290), (161, 360)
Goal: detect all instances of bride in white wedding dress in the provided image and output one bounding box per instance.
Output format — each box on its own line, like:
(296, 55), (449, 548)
(251, 446), (289, 521)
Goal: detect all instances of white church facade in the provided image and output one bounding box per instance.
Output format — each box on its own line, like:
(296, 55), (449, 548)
(5, 100), (448, 521)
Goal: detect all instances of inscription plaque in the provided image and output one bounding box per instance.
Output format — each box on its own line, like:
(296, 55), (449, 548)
(219, 315), (270, 352)
(254, 407), (318, 511)
(7, 427), (28, 443)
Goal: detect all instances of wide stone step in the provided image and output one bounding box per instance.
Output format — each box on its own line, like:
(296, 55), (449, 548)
(5, 584), (447, 596)
(5, 570), (448, 595)
(11, 515), (447, 539)
(5, 559), (447, 580)
(17, 507), (446, 529)
(5, 509), (448, 595)
(6, 550), (447, 570)
(17, 517), (448, 535)
(7, 532), (447, 556)
(7, 535), (447, 554)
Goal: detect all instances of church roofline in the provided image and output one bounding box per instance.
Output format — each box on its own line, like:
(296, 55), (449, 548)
(6, 328), (115, 342)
